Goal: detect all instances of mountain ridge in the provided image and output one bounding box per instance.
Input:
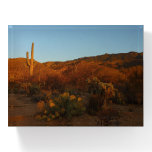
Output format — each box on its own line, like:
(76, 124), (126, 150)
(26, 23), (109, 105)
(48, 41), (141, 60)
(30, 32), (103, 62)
(8, 52), (143, 82)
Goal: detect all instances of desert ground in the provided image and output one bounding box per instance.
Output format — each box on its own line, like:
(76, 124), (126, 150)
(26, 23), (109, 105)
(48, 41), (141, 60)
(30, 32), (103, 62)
(8, 93), (143, 126)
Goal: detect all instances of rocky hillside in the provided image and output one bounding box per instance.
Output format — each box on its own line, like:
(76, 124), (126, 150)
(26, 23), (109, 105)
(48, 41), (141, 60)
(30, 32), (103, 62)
(43, 51), (143, 70)
(8, 52), (143, 82)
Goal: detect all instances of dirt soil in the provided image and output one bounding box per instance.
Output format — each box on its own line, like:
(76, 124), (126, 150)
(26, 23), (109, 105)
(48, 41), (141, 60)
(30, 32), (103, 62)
(8, 94), (143, 126)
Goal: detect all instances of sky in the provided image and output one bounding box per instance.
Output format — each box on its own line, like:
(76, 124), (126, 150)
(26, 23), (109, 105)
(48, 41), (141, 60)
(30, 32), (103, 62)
(8, 25), (143, 62)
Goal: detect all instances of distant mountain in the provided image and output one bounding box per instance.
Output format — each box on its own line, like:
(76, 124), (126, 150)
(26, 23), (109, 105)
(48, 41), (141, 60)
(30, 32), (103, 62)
(8, 52), (143, 82)
(43, 52), (143, 70)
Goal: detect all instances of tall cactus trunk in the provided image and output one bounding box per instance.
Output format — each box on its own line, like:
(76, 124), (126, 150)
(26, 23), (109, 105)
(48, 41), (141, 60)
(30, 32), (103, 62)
(26, 42), (34, 76)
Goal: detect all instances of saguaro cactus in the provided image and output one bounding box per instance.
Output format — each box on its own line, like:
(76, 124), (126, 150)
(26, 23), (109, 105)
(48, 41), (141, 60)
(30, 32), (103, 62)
(26, 42), (34, 76)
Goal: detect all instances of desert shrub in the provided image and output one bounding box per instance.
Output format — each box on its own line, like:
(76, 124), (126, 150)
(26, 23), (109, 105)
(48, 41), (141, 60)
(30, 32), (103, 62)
(45, 73), (65, 91)
(64, 88), (79, 96)
(13, 87), (19, 94)
(87, 77), (116, 97)
(32, 90), (52, 102)
(87, 94), (104, 115)
(112, 90), (125, 105)
(32, 93), (47, 102)
(28, 84), (40, 96)
(86, 77), (123, 114)
(122, 66), (143, 104)
(20, 82), (31, 95)
(8, 82), (21, 94)
(49, 93), (85, 119)
(37, 101), (45, 113)
(9, 82), (29, 94)
(18, 88), (26, 94)
(35, 92), (86, 121)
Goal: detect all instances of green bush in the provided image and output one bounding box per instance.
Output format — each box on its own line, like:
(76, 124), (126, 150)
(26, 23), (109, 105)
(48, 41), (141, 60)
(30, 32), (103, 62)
(36, 92), (86, 121)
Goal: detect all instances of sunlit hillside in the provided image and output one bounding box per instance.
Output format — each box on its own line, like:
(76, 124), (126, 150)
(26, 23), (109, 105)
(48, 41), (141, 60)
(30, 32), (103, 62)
(8, 52), (143, 126)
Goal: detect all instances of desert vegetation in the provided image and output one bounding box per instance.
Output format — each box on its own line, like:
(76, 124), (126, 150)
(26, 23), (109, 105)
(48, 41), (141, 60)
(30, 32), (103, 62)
(8, 50), (143, 126)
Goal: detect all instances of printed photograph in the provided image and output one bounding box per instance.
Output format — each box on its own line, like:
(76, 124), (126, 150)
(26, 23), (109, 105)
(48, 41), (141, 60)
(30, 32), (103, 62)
(8, 25), (143, 126)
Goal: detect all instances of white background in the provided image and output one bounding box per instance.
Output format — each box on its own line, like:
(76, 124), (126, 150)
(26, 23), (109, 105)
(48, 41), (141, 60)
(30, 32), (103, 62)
(0, 0), (152, 152)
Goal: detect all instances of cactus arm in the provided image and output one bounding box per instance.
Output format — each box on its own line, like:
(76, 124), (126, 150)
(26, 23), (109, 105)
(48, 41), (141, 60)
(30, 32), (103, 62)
(30, 43), (34, 76)
(26, 51), (30, 66)
(31, 43), (34, 66)
(26, 43), (34, 76)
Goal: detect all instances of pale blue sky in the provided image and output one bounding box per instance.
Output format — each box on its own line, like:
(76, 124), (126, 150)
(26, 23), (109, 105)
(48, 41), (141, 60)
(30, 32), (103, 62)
(8, 25), (143, 62)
